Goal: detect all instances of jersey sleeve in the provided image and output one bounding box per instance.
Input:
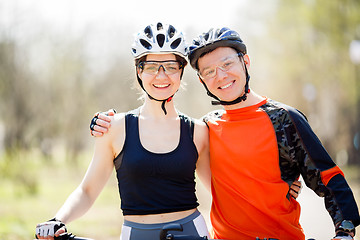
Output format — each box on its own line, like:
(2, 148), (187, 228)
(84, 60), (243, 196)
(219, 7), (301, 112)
(286, 106), (360, 227)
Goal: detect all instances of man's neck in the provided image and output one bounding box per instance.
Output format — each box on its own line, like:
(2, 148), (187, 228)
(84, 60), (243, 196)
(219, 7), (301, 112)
(223, 91), (265, 111)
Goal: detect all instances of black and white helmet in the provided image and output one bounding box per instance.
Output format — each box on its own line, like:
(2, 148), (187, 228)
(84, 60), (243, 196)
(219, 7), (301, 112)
(132, 22), (188, 59)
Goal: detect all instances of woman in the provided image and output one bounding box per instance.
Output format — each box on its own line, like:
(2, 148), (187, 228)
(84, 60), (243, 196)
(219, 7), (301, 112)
(35, 22), (211, 240)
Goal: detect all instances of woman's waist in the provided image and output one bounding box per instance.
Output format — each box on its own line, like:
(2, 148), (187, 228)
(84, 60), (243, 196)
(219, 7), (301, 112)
(124, 208), (197, 224)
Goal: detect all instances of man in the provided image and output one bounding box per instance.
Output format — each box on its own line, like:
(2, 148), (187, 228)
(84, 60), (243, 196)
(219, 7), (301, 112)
(90, 27), (359, 239)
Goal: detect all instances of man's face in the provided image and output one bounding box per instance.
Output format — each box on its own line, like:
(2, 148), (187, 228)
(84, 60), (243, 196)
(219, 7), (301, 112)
(197, 47), (248, 103)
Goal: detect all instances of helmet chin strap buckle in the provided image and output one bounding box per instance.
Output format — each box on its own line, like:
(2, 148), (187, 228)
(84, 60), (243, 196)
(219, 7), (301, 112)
(166, 96), (173, 102)
(211, 100), (222, 106)
(149, 95), (173, 115)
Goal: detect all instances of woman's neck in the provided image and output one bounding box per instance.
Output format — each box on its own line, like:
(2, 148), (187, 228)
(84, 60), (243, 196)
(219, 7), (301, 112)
(140, 97), (178, 119)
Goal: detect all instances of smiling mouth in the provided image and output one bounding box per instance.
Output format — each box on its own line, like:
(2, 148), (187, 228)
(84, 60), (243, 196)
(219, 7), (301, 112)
(219, 81), (235, 90)
(153, 84), (170, 88)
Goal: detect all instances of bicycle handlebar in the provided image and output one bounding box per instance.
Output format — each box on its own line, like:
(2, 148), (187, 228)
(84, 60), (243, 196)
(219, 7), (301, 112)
(32, 233), (94, 240)
(160, 223), (209, 240)
(55, 233), (94, 240)
(159, 223), (321, 240)
(35, 223), (323, 240)
(167, 236), (208, 240)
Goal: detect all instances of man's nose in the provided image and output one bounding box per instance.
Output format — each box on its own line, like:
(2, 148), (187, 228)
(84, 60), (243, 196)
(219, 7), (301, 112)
(215, 66), (227, 79)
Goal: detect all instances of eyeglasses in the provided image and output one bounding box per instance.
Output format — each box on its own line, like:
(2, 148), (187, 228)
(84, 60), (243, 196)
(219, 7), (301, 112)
(198, 53), (242, 81)
(138, 61), (183, 75)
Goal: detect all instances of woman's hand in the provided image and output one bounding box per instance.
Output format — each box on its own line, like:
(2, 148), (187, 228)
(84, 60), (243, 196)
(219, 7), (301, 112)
(35, 218), (66, 239)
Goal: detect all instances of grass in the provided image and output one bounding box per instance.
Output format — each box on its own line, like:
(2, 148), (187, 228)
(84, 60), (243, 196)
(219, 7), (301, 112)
(0, 150), (123, 240)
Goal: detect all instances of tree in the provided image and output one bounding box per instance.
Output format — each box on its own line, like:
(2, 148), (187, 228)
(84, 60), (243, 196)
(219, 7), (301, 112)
(264, 0), (360, 164)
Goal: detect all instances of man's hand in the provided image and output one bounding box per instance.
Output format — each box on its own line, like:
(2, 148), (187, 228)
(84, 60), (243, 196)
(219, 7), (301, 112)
(289, 180), (302, 199)
(331, 235), (354, 240)
(333, 220), (355, 239)
(89, 109), (116, 137)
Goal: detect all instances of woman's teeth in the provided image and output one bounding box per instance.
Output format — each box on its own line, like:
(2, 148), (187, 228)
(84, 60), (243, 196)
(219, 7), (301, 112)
(154, 84), (170, 88)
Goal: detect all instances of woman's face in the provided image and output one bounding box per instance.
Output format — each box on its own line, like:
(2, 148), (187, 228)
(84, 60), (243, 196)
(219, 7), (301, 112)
(137, 53), (182, 100)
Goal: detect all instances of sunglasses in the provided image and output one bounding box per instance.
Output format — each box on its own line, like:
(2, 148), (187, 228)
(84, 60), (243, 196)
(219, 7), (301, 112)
(138, 61), (183, 75)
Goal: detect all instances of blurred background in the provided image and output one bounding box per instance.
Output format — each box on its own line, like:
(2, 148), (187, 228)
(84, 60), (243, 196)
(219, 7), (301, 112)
(0, 0), (360, 239)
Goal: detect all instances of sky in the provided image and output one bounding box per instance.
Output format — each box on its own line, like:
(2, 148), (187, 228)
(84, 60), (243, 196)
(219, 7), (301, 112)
(0, 0), (275, 75)
(2, 0), (251, 30)
(1, 0), (257, 39)
(0, 0), (274, 48)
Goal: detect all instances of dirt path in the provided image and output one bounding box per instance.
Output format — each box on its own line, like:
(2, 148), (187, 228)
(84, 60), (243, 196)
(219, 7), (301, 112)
(298, 178), (360, 240)
(196, 178), (360, 240)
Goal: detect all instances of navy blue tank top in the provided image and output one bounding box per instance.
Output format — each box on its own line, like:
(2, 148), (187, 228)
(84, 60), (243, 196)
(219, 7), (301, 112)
(114, 108), (199, 215)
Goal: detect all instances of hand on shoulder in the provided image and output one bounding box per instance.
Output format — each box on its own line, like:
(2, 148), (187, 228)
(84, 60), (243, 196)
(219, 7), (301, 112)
(89, 109), (117, 137)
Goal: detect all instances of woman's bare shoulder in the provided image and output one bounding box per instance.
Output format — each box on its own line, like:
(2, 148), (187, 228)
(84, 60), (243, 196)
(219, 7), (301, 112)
(108, 112), (126, 134)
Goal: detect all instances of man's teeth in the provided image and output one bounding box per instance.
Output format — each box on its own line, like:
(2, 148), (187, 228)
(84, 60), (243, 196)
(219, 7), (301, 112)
(220, 82), (233, 89)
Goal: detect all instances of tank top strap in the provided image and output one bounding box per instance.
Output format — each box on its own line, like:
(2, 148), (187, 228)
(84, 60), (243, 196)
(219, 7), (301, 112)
(114, 108), (141, 170)
(178, 112), (195, 141)
(124, 107), (141, 126)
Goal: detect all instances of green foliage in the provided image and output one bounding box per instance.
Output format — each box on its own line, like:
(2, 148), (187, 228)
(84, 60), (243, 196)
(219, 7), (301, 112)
(263, 0), (360, 164)
(0, 150), (39, 196)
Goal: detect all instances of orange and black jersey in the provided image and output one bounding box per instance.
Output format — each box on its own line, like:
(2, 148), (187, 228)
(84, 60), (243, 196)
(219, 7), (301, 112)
(204, 98), (359, 240)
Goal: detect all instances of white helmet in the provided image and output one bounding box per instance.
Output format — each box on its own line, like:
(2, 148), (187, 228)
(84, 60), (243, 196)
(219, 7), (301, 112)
(131, 22), (188, 59)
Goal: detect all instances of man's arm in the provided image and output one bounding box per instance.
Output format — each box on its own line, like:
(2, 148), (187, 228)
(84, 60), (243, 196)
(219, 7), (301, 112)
(90, 109), (116, 137)
(286, 106), (359, 238)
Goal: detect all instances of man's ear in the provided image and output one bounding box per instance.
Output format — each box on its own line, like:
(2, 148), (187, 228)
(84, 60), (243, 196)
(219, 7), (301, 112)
(243, 54), (250, 68)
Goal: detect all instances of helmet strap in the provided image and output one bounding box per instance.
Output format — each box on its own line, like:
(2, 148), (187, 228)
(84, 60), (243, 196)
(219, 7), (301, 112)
(146, 92), (175, 115)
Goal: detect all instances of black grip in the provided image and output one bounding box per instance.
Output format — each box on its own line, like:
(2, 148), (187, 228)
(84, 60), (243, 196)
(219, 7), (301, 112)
(55, 233), (94, 240)
(160, 223), (183, 240)
(171, 235), (208, 240)
(72, 237), (94, 240)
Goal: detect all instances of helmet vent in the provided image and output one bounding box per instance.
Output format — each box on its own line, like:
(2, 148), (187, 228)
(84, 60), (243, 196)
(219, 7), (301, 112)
(132, 22), (187, 58)
(140, 39), (152, 50)
(168, 25), (176, 38)
(170, 38), (181, 49)
(157, 34), (165, 48)
(219, 27), (227, 36)
(204, 32), (210, 41)
(157, 22), (163, 31)
(144, 26), (153, 39)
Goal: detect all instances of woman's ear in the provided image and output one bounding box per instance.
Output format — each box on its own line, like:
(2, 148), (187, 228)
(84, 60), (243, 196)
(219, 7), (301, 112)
(137, 67), (142, 79)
